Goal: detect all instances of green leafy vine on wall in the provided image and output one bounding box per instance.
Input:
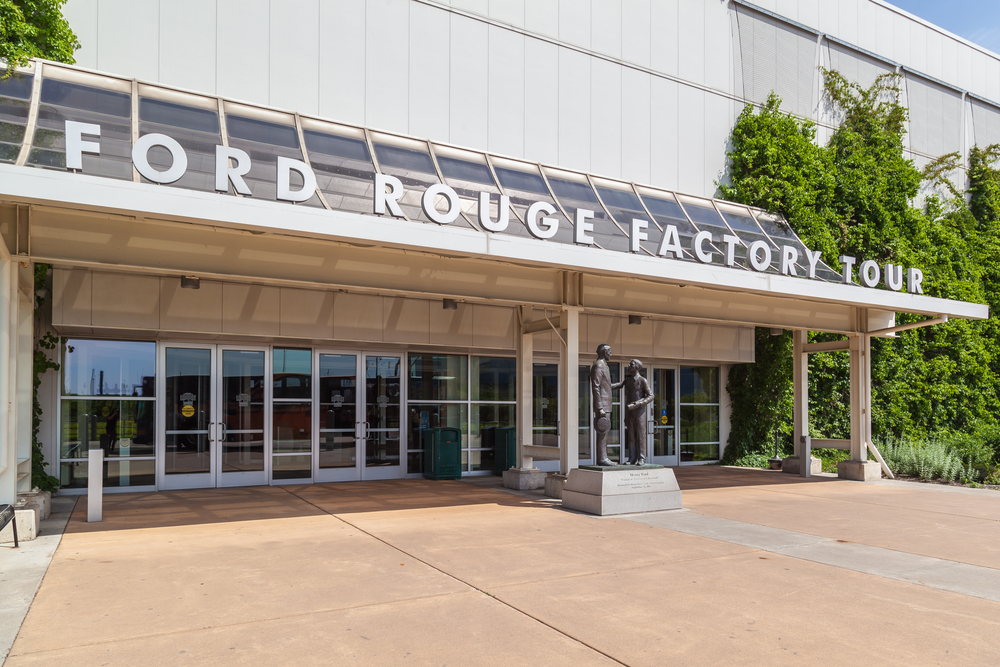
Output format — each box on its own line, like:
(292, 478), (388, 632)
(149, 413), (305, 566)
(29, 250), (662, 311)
(719, 71), (1000, 466)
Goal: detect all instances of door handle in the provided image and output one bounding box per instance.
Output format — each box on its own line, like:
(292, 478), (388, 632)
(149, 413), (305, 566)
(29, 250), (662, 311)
(219, 422), (227, 442)
(364, 421), (371, 439)
(207, 421), (215, 442)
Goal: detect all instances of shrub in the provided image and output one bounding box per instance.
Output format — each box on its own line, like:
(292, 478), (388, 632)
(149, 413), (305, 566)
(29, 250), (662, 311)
(878, 436), (977, 482)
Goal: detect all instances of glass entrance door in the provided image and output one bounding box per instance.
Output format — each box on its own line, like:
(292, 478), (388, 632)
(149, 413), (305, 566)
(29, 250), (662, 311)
(362, 354), (402, 480)
(219, 347), (267, 487)
(160, 345), (215, 489)
(316, 352), (362, 482)
(649, 367), (678, 467)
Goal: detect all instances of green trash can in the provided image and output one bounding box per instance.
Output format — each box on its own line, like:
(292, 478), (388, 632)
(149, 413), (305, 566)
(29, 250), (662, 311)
(494, 426), (517, 475)
(423, 427), (462, 480)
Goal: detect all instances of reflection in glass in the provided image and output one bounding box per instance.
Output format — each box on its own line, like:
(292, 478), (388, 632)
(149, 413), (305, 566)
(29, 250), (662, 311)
(274, 348), (312, 399)
(408, 403), (468, 474)
(165, 348), (211, 475)
(471, 403), (513, 473)
(679, 366), (720, 462)
(680, 367), (719, 403)
(60, 399), (155, 458)
(532, 363), (558, 450)
(62, 340), (155, 397)
(305, 129), (377, 215)
(225, 114), (320, 205)
(578, 366), (591, 460)
(547, 176), (626, 251)
(471, 357), (516, 402)
(408, 354), (467, 401)
(373, 143), (474, 228)
(0, 73), (32, 163)
(272, 454), (311, 480)
(60, 459), (156, 489)
(273, 403), (311, 452)
(436, 154), (501, 231)
(493, 165), (574, 244)
(639, 193), (700, 260)
(652, 368), (675, 458)
(366, 356), (401, 468)
(221, 350), (265, 473)
(138, 97), (222, 192)
(319, 354), (358, 469)
(595, 185), (659, 255)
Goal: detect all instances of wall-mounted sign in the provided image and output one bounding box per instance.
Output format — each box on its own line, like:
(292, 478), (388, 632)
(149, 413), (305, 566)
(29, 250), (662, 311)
(62, 121), (924, 293)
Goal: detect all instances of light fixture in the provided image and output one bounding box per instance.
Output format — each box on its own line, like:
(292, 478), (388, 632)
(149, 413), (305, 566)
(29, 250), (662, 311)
(770, 328), (783, 336)
(181, 276), (200, 290)
(629, 315), (642, 325)
(442, 298), (457, 310)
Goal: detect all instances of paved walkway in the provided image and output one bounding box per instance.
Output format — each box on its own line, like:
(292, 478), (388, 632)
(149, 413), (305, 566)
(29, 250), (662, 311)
(4, 467), (1000, 666)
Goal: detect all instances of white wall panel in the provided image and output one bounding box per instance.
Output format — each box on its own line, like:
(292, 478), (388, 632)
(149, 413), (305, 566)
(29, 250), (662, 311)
(270, 0), (320, 115)
(650, 0), (678, 77)
(970, 51), (988, 100)
(621, 68), (650, 184)
(409, 2), (450, 141)
(621, 317), (652, 358)
(217, 0), (269, 105)
(92, 273), (160, 330)
(621, 0), (650, 67)
(63, 0), (98, 70)
(558, 47), (591, 173)
(704, 93), (731, 193)
(525, 0), (558, 36)
(591, 0), (622, 60)
(703, 0), (730, 93)
(682, 323), (712, 360)
(97, 0), (159, 82)
(559, 0), (591, 49)
(451, 0), (488, 15)
(586, 315), (621, 353)
(319, 0), (367, 125)
(429, 302), (474, 346)
(988, 58), (1000, 103)
(159, 0), (217, 94)
(817, 0), (838, 38)
(488, 26), (525, 157)
(652, 320), (683, 359)
(942, 36), (959, 89)
(366, 0), (409, 133)
(795, 0), (819, 30)
(523, 37), (559, 165)
(649, 76), (678, 192)
(908, 23), (927, 74)
(52, 269), (92, 326)
(892, 13), (911, 68)
(489, 0), (524, 28)
(676, 85), (705, 195)
(472, 304), (516, 348)
(334, 293), (382, 341)
(925, 29), (943, 81)
(837, 0), (859, 47)
(857, 1), (877, 54)
(590, 60), (622, 178)
(676, 0), (704, 86)
(449, 13), (489, 148)
(873, 5), (893, 60)
(956, 42), (972, 94)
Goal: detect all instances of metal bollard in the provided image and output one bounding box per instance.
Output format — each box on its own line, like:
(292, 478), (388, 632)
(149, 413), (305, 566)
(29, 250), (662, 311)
(800, 435), (812, 479)
(87, 447), (103, 522)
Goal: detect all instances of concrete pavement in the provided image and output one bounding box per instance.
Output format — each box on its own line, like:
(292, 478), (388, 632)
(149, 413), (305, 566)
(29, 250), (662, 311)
(3, 467), (1000, 666)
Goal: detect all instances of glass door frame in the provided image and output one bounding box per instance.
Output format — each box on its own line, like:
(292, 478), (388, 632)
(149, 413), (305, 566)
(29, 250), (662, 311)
(360, 351), (406, 481)
(648, 364), (679, 467)
(218, 344), (270, 488)
(156, 342), (218, 491)
(313, 349), (363, 483)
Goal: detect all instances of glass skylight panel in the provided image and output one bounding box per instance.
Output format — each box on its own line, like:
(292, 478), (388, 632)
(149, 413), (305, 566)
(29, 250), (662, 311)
(545, 172), (625, 251)
(715, 205), (781, 271)
(138, 90), (221, 192)
(29, 70), (133, 179)
(372, 137), (473, 228)
(637, 190), (701, 261)
(302, 121), (376, 216)
(595, 183), (660, 255)
(0, 71), (32, 163)
(225, 106), (320, 206)
(492, 159), (574, 244)
(754, 210), (841, 280)
(679, 197), (757, 269)
(434, 148), (505, 233)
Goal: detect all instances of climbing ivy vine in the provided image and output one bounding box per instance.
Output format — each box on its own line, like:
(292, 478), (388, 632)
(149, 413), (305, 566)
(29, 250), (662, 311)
(720, 72), (1000, 466)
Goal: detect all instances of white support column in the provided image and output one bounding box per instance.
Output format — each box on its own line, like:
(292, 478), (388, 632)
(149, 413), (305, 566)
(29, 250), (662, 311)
(516, 311), (534, 471)
(792, 329), (808, 456)
(559, 307), (581, 474)
(840, 331), (880, 481)
(0, 252), (12, 505)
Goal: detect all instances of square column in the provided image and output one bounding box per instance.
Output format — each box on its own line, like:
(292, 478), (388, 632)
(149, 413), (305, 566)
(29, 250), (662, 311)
(516, 315), (534, 471)
(784, 329), (818, 476)
(559, 307), (581, 474)
(839, 332), (880, 481)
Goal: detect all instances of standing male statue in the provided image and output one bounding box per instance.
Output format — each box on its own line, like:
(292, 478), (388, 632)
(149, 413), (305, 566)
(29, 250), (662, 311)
(622, 359), (654, 465)
(590, 344), (623, 466)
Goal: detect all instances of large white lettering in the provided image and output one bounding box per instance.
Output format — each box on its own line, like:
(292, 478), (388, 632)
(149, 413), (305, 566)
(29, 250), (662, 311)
(133, 133), (187, 184)
(526, 202), (559, 239)
(64, 121), (101, 170)
(215, 146), (252, 195)
(421, 183), (461, 224)
(277, 157), (317, 203)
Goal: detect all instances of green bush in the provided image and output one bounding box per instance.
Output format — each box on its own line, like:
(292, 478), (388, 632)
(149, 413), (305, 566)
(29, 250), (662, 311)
(878, 437), (978, 482)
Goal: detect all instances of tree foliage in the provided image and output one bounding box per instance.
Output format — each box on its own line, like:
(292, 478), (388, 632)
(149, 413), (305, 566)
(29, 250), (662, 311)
(0, 0), (78, 76)
(720, 73), (1000, 464)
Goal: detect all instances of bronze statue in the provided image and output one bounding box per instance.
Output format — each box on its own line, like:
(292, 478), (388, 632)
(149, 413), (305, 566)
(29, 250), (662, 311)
(622, 359), (654, 465)
(590, 344), (623, 466)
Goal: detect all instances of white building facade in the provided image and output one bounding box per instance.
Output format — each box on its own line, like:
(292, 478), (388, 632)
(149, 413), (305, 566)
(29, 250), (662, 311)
(0, 0), (991, 501)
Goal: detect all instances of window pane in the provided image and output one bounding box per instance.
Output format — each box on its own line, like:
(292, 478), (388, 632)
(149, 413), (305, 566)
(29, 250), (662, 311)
(532, 363), (558, 447)
(60, 399), (155, 459)
(680, 367), (719, 403)
(407, 403), (468, 474)
(272, 454), (311, 480)
(165, 347), (212, 475)
(62, 340), (155, 397)
(470, 357), (515, 402)
(578, 366), (591, 459)
(680, 406), (720, 444)
(274, 348), (312, 399)
(273, 402), (311, 452)
(319, 354), (357, 469)
(60, 459), (155, 489)
(408, 354), (467, 401)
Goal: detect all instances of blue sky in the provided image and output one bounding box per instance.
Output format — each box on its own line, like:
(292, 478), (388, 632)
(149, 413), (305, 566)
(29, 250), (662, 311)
(887, 1), (1000, 55)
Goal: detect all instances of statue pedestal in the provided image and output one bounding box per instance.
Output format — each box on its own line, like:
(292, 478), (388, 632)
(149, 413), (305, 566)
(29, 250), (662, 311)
(561, 465), (682, 516)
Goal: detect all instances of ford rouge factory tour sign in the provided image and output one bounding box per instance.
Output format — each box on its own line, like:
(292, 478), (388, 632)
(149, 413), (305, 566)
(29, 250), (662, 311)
(60, 120), (925, 294)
